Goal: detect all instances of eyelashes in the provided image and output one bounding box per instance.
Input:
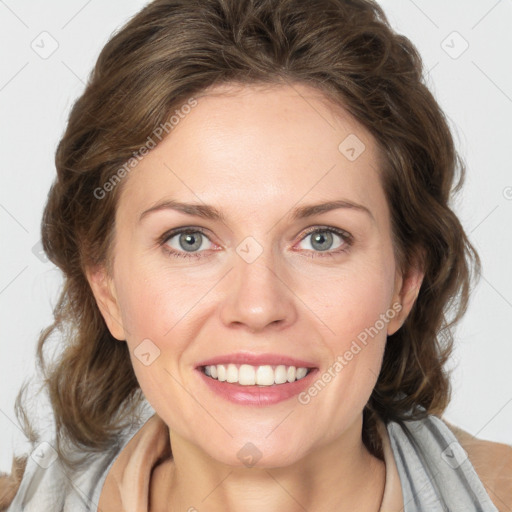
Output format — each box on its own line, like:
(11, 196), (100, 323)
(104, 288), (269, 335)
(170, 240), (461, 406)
(297, 226), (352, 257)
(158, 225), (353, 260)
(158, 227), (214, 259)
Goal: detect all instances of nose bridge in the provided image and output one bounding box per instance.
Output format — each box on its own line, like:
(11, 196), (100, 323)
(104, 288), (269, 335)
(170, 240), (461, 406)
(219, 237), (297, 331)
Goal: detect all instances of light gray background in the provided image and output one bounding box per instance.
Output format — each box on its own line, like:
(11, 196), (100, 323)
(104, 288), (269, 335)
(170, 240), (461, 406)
(1, 0), (511, 474)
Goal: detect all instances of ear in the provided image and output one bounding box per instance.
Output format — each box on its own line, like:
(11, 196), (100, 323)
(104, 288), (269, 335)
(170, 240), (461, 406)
(86, 265), (127, 341)
(386, 251), (425, 336)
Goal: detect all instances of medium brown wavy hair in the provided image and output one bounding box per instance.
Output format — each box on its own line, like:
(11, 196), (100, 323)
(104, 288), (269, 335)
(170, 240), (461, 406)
(1, 0), (480, 505)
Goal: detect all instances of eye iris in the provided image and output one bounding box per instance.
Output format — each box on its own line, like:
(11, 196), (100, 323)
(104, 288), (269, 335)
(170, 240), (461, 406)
(311, 231), (333, 251)
(179, 232), (202, 252)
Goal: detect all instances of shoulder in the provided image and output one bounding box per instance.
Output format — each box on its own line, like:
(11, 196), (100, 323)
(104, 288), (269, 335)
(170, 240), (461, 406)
(444, 419), (512, 512)
(0, 442), (119, 511)
(1, 405), (156, 511)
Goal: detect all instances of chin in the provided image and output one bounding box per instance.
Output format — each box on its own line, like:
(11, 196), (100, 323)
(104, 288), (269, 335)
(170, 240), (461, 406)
(202, 437), (308, 470)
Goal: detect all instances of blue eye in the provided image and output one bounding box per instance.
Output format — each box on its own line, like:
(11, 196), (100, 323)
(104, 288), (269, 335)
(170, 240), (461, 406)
(159, 226), (352, 260)
(296, 227), (352, 256)
(162, 228), (214, 259)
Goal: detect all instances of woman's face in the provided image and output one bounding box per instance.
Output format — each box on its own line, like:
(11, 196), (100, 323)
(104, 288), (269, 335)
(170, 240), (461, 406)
(91, 83), (420, 467)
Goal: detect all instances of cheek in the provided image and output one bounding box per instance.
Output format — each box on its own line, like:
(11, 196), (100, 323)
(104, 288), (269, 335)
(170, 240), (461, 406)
(306, 256), (395, 399)
(333, 282), (392, 347)
(112, 260), (212, 416)
(295, 272), (394, 431)
(114, 254), (212, 342)
(310, 258), (395, 344)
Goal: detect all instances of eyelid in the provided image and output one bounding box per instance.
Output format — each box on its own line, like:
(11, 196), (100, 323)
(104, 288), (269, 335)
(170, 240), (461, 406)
(158, 226), (214, 246)
(158, 224), (353, 259)
(158, 226), (219, 260)
(291, 225), (353, 254)
(295, 225), (353, 243)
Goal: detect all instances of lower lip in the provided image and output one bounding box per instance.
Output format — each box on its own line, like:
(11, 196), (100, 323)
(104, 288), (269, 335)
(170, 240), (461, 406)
(196, 368), (319, 406)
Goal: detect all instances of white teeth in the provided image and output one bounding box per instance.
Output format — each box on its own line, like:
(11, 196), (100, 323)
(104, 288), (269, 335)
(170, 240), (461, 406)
(296, 367), (308, 379)
(217, 364), (227, 381)
(274, 365), (288, 384)
(239, 364), (256, 385)
(256, 365), (275, 385)
(226, 364), (238, 383)
(202, 364), (310, 386)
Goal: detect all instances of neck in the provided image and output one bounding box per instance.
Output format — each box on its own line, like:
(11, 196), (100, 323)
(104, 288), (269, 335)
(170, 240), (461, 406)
(150, 414), (386, 512)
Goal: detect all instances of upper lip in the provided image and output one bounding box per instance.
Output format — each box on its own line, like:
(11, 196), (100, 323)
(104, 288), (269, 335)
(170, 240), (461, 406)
(196, 352), (317, 369)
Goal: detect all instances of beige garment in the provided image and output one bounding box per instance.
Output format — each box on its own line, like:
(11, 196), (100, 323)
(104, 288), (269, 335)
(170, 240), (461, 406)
(98, 415), (170, 512)
(97, 414), (404, 512)
(97, 413), (512, 511)
(443, 420), (512, 511)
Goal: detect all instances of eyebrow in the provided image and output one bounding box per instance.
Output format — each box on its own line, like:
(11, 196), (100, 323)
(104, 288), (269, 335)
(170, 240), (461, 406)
(139, 198), (374, 223)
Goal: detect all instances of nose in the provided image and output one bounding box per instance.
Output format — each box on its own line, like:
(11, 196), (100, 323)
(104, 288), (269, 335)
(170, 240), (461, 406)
(219, 247), (298, 333)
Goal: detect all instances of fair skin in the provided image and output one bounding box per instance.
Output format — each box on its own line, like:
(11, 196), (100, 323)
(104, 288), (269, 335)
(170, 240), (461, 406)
(88, 83), (424, 511)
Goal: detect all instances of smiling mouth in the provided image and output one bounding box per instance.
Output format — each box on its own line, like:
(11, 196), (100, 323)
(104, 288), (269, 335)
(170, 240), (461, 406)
(200, 363), (313, 386)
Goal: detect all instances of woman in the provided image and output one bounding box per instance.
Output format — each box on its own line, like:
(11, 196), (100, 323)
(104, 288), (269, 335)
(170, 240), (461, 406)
(1, 0), (511, 510)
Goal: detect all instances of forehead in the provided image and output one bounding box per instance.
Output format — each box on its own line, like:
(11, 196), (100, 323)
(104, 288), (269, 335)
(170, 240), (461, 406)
(116, 83), (387, 224)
